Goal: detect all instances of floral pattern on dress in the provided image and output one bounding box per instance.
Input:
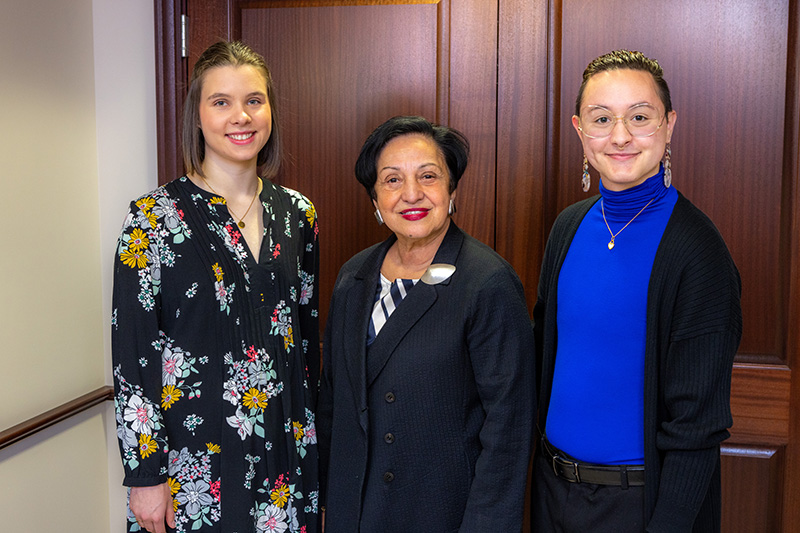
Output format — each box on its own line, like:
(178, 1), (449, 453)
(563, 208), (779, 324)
(113, 177), (320, 532)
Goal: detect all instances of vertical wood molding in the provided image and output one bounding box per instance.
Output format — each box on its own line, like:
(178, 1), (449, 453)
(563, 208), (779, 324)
(782, 1), (800, 528)
(154, 0), (185, 185)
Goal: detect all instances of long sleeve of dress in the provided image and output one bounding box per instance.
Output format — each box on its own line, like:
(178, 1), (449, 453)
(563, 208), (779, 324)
(111, 199), (171, 487)
(297, 198), (320, 405)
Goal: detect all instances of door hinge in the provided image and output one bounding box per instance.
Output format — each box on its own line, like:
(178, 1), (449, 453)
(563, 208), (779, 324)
(181, 14), (188, 58)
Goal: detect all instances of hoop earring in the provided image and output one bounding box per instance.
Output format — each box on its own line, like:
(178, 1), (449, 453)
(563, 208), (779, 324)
(374, 209), (384, 225)
(663, 143), (672, 188)
(581, 155), (591, 192)
(448, 199), (456, 216)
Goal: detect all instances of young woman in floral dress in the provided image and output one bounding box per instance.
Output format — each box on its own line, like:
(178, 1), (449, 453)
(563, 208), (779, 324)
(112, 41), (320, 533)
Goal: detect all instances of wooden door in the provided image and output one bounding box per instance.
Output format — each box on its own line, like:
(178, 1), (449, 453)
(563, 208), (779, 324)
(163, 0), (499, 330)
(154, 0), (800, 530)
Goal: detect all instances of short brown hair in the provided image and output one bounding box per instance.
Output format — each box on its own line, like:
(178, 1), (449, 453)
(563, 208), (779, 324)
(182, 41), (282, 178)
(575, 50), (672, 116)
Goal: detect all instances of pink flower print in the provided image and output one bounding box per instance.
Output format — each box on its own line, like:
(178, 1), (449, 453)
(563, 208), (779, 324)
(247, 345), (258, 363)
(210, 480), (221, 502)
(272, 243), (281, 259)
(225, 224), (242, 245)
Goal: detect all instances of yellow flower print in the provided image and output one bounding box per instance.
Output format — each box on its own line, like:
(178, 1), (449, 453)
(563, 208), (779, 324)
(283, 327), (294, 351)
(210, 196), (227, 205)
(136, 197), (155, 211)
(144, 210), (158, 229)
(167, 477), (181, 496)
(292, 421), (304, 442)
(127, 228), (150, 252)
(161, 385), (182, 410)
(120, 248), (149, 269)
(212, 263), (224, 282)
(138, 434), (158, 458)
(206, 442), (221, 454)
(173, 498), (179, 512)
(270, 484), (290, 508)
(242, 388), (268, 409)
(305, 204), (316, 225)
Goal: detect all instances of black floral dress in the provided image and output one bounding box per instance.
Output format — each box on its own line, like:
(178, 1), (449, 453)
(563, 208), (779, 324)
(112, 176), (320, 533)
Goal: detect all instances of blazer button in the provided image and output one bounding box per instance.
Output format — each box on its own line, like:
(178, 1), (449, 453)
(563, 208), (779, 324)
(384, 432), (395, 444)
(383, 471), (394, 483)
(384, 392), (395, 403)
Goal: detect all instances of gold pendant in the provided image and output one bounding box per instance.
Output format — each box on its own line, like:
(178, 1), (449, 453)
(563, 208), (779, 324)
(608, 239), (615, 250)
(238, 221), (246, 228)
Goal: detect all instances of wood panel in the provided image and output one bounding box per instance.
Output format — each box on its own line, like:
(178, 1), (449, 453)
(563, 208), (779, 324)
(183, 0), (498, 328)
(729, 364), (791, 446)
(497, 0), (550, 309)
(721, 446), (785, 532)
(557, 0), (787, 359)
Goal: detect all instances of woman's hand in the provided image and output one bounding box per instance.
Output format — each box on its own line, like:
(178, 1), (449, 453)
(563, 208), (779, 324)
(130, 483), (175, 533)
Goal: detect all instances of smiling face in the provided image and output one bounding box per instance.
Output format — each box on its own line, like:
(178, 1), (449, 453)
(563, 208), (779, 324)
(198, 65), (272, 172)
(572, 68), (676, 191)
(373, 133), (454, 247)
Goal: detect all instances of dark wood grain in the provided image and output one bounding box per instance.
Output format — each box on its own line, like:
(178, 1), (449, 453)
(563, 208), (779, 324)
(721, 445), (785, 532)
(497, 0), (550, 309)
(556, 0), (787, 360)
(728, 364), (791, 446)
(154, 0), (186, 184)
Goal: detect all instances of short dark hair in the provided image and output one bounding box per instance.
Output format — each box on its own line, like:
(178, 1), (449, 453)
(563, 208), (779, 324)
(575, 50), (673, 116)
(355, 116), (470, 200)
(182, 41), (282, 178)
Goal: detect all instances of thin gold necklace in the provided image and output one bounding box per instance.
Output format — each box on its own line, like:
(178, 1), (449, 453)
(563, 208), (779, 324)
(201, 176), (261, 228)
(601, 197), (655, 250)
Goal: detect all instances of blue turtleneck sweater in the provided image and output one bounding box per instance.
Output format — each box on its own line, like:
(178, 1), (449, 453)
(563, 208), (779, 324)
(545, 167), (677, 465)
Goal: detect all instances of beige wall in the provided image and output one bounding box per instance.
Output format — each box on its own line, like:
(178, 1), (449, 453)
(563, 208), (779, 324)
(0, 0), (156, 530)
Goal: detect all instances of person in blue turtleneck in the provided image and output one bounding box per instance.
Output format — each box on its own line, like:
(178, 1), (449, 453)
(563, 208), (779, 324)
(532, 50), (742, 533)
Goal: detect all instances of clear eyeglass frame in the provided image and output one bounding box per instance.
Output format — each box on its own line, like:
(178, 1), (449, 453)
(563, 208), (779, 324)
(578, 105), (667, 139)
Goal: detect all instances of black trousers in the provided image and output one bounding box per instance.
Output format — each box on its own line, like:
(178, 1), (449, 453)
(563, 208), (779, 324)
(531, 452), (645, 532)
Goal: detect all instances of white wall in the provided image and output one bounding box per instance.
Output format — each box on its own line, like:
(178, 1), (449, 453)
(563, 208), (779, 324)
(0, 0), (156, 530)
(93, 0), (158, 529)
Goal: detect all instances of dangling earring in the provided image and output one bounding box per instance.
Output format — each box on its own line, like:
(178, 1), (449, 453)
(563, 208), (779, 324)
(448, 199), (456, 216)
(663, 143), (672, 188)
(581, 155), (590, 192)
(374, 209), (384, 225)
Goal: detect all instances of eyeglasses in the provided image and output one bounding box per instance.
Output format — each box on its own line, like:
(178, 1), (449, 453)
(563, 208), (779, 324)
(577, 104), (666, 139)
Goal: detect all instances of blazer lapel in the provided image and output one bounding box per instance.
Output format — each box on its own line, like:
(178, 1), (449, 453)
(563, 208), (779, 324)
(343, 236), (395, 431)
(365, 222), (464, 387)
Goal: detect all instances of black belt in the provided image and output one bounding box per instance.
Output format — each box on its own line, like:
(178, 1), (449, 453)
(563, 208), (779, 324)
(540, 436), (644, 489)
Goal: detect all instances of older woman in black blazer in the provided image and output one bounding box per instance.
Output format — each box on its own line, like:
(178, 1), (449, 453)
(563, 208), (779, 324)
(317, 116), (535, 532)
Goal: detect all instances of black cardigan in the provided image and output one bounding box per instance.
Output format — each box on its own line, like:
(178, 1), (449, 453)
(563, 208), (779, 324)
(534, 193), (742, 532)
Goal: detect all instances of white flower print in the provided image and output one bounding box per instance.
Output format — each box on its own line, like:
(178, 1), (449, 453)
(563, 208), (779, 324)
(162, 346), (184, 386)
(226, 407), (254, 440)
(168, 447), (192, 476)
(256, 504), (288, 533)
(124, 394), (155, 435)
(302, 423), (317, 446)
(175, 479), (214, 516)
(223, 379), (240, 405)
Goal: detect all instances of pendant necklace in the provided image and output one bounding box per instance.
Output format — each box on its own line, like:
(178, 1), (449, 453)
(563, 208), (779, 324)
(201, 176), (261, 228)
(601, 196), (655, 250)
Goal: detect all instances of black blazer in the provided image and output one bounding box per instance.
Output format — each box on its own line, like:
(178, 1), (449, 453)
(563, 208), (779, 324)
(318, 223), (535, 532)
